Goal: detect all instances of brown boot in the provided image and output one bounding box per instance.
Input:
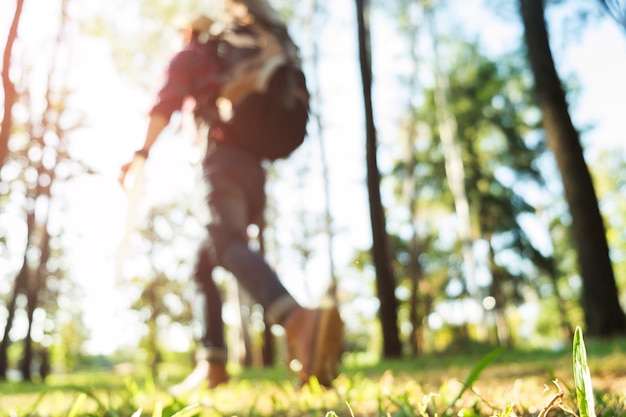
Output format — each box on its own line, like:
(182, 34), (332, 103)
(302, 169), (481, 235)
(207, 362), (229, 389)
(169, 360), (229, 395)
(284, 306), (344, 387)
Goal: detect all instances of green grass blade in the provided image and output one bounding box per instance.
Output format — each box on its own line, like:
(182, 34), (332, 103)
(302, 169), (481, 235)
(22, 390), (49, 417)
(152, 402), (163, 417)
(444, 346), (505, 417)
(171, 403), (204, 417)
(67, 393), (88, 417)
(573, 326), (596, 417)
(65, 385), (121, 417)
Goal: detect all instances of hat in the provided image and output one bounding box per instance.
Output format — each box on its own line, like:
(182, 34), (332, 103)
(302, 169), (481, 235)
(177, 14), (214, 32)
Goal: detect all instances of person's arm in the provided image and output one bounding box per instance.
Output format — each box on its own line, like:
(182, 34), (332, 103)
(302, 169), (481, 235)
(119, 112), (170, 186)
(119, 46), (194, 186)
(135, 112), (170, 158)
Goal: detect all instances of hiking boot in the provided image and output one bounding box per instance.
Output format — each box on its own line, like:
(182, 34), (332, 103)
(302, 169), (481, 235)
(207, 362), (229, 388)
(168, 360), (229, 395)
(284, 306), (344, 387)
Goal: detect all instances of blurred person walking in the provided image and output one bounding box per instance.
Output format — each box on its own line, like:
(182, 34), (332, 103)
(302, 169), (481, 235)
(119, 0), (343, 391)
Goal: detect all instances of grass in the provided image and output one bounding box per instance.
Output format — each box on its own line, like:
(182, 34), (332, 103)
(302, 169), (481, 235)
(1, 334), (625, 417)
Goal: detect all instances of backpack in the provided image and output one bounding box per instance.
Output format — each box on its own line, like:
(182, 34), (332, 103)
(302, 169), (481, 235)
(200, 12), (309, 161)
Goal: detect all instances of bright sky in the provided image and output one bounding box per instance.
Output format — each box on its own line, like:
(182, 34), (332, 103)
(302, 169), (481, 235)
(2, 0), (626, 355)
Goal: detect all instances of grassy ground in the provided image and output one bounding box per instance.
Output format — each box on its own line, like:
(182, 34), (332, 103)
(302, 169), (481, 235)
(1, 337), (625, 417)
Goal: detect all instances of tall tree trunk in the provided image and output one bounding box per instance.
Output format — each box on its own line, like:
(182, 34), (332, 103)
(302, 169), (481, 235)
(487, 238), (512, 347)
(402, 129), (423, 355)
(355, 0), (402, 358)
(257, 220), (275, 366)
(0, 0), (24, 168)
(519, 0), (626, 336)
(408, 237), (425, 355)
(261, 316), (274, 367)
(548, 267), (575, 340)
(18, 0), (69, 378)
(401, 102), (425, 356)
(399, 0), (426, 356)
(0, 205), (35, 379)
(20, 225), (52, 381)
(237, 287), (254, 368)
(20, 276), (37, 381)
(145, 280), (162, 376)
(0, 263), (27, 379)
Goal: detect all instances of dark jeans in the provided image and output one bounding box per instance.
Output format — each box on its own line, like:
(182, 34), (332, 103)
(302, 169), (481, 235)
(193, 146), (294, 358)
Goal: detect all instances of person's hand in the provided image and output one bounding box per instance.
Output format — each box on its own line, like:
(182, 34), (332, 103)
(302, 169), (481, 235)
(118, 159), (133, 187)
(118, 153), (145, 187)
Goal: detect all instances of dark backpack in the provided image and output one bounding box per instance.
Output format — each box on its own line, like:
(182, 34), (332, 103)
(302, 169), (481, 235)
(201, 16), (309, 161)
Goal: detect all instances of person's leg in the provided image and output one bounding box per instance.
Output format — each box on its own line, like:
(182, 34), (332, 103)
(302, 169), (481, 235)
(205, 149), (344, 386)
(207, 182), (343, 385)
(192, 242), (225, 354)
(170, 242), (228, 394)
(205, 162), (297, 319)
(193, 242), (229, 387)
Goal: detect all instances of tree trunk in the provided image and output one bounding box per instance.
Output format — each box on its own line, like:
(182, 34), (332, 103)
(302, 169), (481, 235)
(0, 263), (27, 379)
(257, 220), (275, 366)
(355, 0), (402, 358)
(20, 279), (37, 381)
(0, 203), (36, 379)
(20, 228), (46, 381)
(401, 108), (425, 356)
(261, 317), (275, 367)
(0, 0), (24, 168)
(237, 287), (254, 368)
(548, 268), (575, 340)
(519, 0), (626, 336)
(487, 239), (512, 347)
(20, 225), (52, 381)
(408, 237), (425, 355)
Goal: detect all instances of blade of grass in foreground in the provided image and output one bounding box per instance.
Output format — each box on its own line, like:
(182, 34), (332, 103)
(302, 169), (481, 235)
(67, 393), (88, 417)
(573, 326), (596, 417)
(22, 390), (48, 417)
(443, 346), (505, 417)
(171, 403), (204, 417)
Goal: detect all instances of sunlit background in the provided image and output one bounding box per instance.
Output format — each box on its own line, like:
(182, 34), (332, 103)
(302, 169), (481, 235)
(1, 0), (626, 376)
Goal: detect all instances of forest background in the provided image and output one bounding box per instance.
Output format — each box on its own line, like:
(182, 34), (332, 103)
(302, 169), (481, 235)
(1, 0), (626, 383)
